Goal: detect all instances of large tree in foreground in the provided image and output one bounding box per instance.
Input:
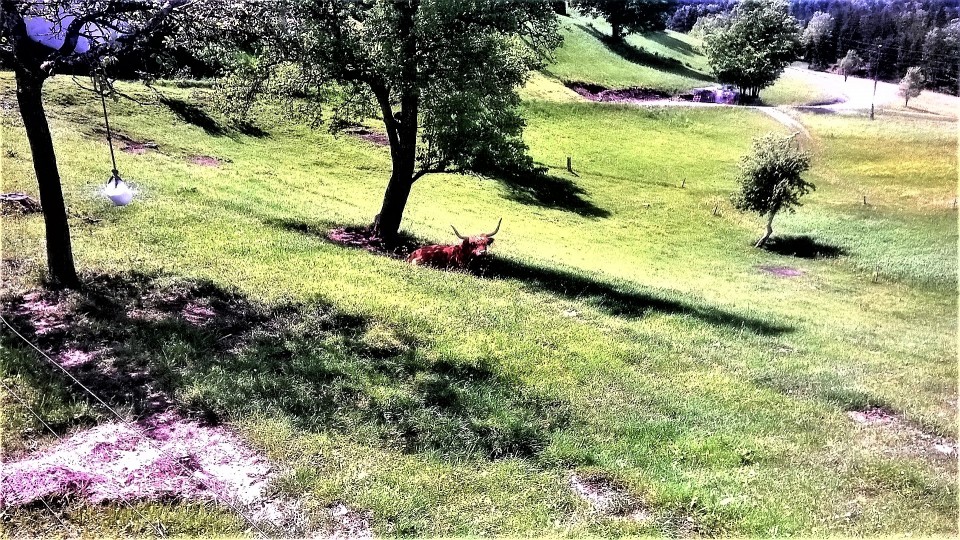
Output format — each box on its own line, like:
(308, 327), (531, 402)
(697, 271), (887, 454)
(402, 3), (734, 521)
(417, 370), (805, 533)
(207, 0), (560, 241)
(0, 0), (192, 288)
(701, 0), (800, 101)
(732, 133), (813, 248)
(573, 0), (673, 41)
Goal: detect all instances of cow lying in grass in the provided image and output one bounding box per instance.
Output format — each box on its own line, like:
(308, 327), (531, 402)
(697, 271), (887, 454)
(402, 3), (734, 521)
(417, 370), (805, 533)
(407, 219), (501, 269)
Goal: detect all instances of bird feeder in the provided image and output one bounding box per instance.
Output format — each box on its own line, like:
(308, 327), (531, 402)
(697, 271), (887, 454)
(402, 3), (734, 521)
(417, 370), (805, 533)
(95, 70), (134, 206)
(104, 170), (133, 206)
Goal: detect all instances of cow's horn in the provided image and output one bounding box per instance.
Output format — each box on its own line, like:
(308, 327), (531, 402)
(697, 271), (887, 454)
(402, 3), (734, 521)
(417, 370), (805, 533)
(451, 224), (467, 239)
(486, 218), (502, 237)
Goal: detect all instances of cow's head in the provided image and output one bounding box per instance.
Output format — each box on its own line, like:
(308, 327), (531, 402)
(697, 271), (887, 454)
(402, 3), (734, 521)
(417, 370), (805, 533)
(451, 218), (501, 258)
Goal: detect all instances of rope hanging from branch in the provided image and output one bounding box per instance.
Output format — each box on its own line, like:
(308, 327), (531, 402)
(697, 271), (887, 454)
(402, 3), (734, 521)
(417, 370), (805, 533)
(93, 69), (133, 206)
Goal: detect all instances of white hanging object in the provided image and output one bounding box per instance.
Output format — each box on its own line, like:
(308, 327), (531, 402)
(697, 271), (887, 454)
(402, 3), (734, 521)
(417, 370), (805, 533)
(104, 174), (133, 206)
(96, 72), (134, 207)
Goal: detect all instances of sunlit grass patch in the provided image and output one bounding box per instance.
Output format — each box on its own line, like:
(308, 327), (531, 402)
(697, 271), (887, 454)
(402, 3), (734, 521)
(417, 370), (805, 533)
(760, 67), (846, 106)
(546, 15), (712, 92)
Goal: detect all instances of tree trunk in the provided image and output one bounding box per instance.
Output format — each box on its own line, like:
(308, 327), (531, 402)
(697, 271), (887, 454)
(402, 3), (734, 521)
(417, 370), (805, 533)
(371, 0), (419, 243)
(755, 210), (777, 248)
(15, 69), (80, 288)
(373, 141), (416, 242)
(611, 22), (623, 41)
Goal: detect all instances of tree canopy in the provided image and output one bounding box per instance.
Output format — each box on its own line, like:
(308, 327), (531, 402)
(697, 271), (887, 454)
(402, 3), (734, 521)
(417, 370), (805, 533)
(802, 11), (835, 70)
(574, 0), (674, 40)
(701, 0), (801, 100)
(731, 132), (813, 247)
(839, 48), (864, 80)
(203, 0), (560, 240)
(898, 66), (925, 105)
(922, 19), (960, 93)
(0, 0), (194, 287)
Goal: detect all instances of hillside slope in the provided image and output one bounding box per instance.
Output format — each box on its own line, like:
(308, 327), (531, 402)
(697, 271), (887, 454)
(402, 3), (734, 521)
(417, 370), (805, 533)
(546, 15), (713, 91)
(0, 48), (956, 539)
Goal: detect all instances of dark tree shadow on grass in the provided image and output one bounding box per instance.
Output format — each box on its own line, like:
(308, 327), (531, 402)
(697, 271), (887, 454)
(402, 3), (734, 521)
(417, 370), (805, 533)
(476, 257), (792, 336)
(494, 171), (611, 218)
(762, 235), (847, 259)
(262, 218), (428, 259)
(644, 31), (697, 56)
(161, 96), (227, 136)
(267, 219), (790, 337)
(578, 25), (713, 84)
(160, 96), (269, 138)
(0, 272), (569, 460)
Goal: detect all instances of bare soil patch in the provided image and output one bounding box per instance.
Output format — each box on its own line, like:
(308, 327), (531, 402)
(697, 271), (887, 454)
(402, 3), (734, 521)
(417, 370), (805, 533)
(568, 472), (650, 521)
(567, 82), (672, 104)
(848, 407), (957, 464)
(0, 411), (322, 534)
(325, 503), (373, 539)
(1, 193), (41, 215)
(13, 290), (71, 335)
(88, 128), (159, 154)
(326, 226), (420, 259)
(121, 141), (159, 154)
(342, 126), (390, 146)
(757, 265), (804, 277)
(187, 155), (226, 167)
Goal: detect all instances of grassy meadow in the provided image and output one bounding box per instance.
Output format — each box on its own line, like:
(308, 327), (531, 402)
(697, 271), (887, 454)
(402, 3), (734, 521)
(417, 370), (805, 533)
(546, 16), (713, 91)
(1, 19), (957, 539)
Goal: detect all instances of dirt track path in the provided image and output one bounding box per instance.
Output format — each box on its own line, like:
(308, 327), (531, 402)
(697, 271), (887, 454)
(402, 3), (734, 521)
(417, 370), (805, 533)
(610, 67), (958, 135)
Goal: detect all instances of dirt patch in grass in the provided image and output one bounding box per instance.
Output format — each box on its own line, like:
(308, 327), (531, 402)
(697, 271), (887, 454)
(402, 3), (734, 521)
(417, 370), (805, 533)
(848, 407), (957, 465)
(325, 503), (373, 539)
(757, 265), (804, 277)
(13, 290), (72, 335)
(187, 155), (226, 167)
(121, 141), (159, 155)
(568, 472), (650, 521)
(0, 411), (324, 535)
(342, 126), (390, 146)
(181, 301), (218, 325)
(87, 128), (159, 154)
(326, 226), (421, 259)
(567, 82), (672, 104)
(1, 193), (42, 215)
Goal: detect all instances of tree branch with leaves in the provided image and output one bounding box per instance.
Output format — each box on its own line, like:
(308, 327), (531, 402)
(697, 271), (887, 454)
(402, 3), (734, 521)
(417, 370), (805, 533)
(731, 132), (814, 248)
(1, 0), (195, 288)
(201, 0), (561, 242)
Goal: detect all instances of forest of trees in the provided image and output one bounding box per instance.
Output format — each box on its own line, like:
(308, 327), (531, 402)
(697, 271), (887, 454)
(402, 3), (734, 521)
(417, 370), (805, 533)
(669, 0), (960, 94)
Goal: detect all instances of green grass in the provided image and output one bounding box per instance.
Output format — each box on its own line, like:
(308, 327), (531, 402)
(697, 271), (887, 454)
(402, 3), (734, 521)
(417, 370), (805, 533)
(759, 66), (846, 106)
(546, 15), (712, 91)
(1, 65), (956, 539)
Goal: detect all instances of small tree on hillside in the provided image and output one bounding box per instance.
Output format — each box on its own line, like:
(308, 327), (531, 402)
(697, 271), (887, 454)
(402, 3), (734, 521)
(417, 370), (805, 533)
(701, 0), (801, 101)
(205, 0), (561, 242)
(898, 66), (925, 106)
(0, 0), (194, 288)
(573, 0), (673, 41)
(732, 133), (813, 248)
(839, 49), (864, 81)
